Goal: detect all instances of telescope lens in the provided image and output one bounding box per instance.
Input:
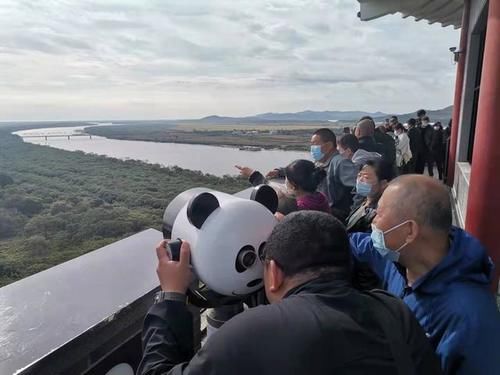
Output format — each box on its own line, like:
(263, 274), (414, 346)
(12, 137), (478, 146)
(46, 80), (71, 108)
(236, 245), (256, 272)
(242, 251), (256, 268)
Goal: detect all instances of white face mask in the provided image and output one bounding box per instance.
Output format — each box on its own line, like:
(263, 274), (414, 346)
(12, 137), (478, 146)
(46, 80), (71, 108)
(370, 221), (410, 262)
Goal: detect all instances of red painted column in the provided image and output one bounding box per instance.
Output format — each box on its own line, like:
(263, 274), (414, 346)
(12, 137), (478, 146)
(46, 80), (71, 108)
(466, 0), (500, 291)
(447, 0), (470, 186)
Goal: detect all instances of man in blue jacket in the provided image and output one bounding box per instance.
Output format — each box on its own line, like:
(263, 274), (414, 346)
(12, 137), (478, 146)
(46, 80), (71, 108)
(350, 174), (500, 375)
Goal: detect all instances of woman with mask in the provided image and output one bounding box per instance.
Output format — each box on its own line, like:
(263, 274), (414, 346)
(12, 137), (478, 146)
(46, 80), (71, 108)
(235, 159), (329, 218)
(346, 159), (394, 233)
(347, 159), (394, 291)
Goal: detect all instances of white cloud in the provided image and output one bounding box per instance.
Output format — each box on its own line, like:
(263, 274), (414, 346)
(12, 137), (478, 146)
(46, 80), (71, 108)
(0, 0), (459, 120)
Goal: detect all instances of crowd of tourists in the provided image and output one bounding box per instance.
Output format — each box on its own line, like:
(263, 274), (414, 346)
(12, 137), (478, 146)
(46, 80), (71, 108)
(136, 110), (499, 375)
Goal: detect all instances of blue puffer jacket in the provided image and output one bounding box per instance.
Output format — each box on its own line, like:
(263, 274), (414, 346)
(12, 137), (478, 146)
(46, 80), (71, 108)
(350, 227), (500, 375)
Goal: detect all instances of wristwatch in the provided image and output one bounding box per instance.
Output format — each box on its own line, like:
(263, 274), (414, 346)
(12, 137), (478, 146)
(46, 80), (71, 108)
(153, 291), (187, 304)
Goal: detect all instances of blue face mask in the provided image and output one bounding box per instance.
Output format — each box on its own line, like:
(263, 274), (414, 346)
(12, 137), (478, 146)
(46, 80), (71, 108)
(310, 145), (324, 161)
(356, 180), (372, 197)
(370, 222), (410, 262)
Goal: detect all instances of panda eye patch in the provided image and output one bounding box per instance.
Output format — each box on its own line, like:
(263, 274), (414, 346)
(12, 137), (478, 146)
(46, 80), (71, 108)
(235, 245), (257, 273)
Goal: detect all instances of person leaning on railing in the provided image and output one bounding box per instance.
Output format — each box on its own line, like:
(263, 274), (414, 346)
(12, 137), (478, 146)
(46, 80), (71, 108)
(262, 128), (358, 221)
(236, 159), (330, 218)
(137, 211), (442, 375)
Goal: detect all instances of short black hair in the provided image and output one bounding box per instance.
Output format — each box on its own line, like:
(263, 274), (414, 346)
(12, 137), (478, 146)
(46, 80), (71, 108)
(407, 118), (417, 127)
(390, 115), (398, 122)
(394, 123), (404, 132)
(339, 134), (359, 153)
(417, 109), (427, 117)
(422, 116), (430, 122)
(359, 115), (374, 122)
(362, 159), (395, 182)
(263, 211), (352, 277)
(313, 128), (336, 147)
(285, 159), (326, 193)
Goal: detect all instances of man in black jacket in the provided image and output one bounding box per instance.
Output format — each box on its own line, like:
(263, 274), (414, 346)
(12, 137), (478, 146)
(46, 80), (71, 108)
(137, 211), (441, 375)
(374, 125), (397, 167)
(421, 116), (435, 177)
(355, 117), (388, 161)
(407, 118), (424, 173)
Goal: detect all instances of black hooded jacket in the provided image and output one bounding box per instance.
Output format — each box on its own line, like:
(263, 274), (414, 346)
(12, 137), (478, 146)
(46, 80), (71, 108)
(137, 277), (441, 375)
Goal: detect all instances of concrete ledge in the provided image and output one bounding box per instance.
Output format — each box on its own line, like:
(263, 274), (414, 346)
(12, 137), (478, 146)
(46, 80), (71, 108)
(0, 229), (163, 375)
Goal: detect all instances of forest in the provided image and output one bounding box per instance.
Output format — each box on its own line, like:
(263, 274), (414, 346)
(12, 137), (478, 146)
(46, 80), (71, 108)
(0, 131), (247, 287)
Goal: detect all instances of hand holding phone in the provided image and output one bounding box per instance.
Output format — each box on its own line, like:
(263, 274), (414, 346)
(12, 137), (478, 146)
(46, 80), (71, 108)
(167, 239), (182, 262)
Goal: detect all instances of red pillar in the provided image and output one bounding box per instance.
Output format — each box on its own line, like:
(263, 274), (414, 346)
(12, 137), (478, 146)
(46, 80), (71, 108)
(466, 0), (500, 291)
(447, 0), (470, 186)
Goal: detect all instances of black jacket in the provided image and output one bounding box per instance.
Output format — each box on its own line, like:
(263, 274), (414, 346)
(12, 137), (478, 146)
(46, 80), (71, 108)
(137, 278), (442, 375)
(408, 127), (424, 156)
(374, 130), (396, 165)
(358, 136), (385, 155)
(430, 130), (445, 161)
(421, 125), (434, 152)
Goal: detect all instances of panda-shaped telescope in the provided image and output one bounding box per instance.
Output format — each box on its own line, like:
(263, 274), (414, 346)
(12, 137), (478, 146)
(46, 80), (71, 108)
(162, 185), (278, 297)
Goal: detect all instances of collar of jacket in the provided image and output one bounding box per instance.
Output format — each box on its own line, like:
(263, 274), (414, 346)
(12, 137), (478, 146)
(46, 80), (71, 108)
(358, 136), (376, 145)
(283, 272), (351, 299)
(315, 152), (334, 170)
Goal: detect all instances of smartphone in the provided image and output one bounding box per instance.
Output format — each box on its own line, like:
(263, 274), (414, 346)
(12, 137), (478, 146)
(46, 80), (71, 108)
(167, 239), (182, 262)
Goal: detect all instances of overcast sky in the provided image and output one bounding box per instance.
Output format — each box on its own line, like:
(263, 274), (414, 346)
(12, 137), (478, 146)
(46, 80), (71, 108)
(0, 0), (459, 121)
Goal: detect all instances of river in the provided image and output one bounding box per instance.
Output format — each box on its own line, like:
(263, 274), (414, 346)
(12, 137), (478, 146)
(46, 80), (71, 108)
(14, 126), (309, 177)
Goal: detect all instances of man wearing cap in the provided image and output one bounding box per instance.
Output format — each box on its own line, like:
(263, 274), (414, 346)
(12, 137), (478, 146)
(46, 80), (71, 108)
(137, 211), (441, 375)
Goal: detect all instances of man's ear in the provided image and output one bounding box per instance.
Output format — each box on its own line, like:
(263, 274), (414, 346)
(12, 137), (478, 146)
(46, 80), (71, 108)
(325, 141), (334, 153)
(407, 220), (419, 243)
(268, 260), (285, 293)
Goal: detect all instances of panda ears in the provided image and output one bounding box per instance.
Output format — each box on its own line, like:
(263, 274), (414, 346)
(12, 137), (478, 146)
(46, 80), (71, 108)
(187, 192), (220, 229)
(186, 186), (278, 229)
(250, 185), (278, 214)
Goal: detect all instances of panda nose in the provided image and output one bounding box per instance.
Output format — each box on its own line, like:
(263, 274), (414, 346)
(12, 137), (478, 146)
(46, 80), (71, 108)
(236, 246), (257, 272)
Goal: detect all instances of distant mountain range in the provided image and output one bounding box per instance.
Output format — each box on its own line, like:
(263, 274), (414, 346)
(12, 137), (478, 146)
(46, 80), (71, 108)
(373, 106), (453, 124)
(253, 110), (388, 122)
(190, 106), (452, 124)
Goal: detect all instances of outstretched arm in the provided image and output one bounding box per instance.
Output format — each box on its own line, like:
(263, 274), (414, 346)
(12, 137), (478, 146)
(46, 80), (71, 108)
(349, 232), (392, 281)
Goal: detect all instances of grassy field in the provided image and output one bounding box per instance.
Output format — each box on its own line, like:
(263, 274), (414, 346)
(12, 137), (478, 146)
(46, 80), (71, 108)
(86, 122), (350, 151)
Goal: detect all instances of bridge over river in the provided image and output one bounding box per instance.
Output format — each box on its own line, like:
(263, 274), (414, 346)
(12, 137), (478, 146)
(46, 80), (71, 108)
(20, 132), (93, 140)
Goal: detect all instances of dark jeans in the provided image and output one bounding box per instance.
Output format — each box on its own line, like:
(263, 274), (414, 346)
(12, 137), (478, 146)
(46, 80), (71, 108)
(425, 157), (434, 177)
(414, 154), (425, 174)
(433, 155), (444, 180)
